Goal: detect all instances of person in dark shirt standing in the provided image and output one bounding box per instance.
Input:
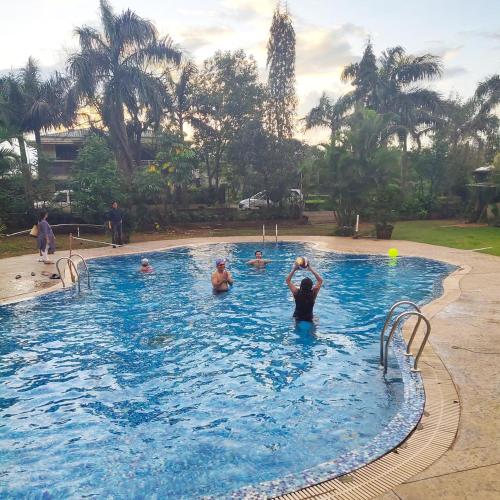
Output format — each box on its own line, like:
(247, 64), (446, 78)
(107, 201), (123, 247)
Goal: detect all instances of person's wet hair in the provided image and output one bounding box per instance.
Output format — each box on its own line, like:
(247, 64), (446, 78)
(300, 277), (313, 292)
(255, 250), (262, 256)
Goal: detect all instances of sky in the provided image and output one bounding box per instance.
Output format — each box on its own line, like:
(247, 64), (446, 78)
(0, 0), (499, 143)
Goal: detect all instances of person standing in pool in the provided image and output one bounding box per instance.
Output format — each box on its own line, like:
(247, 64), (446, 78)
(211, 258), (233, 292)
(286, 261), (323, 322)
(247, 250), (271, 267)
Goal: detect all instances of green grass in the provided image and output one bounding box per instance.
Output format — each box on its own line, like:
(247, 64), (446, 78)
(392, 220), (500, 256)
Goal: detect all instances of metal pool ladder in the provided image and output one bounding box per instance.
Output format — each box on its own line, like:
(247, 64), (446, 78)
(380, 301), (431, 374)
(55, 254), (91, 293)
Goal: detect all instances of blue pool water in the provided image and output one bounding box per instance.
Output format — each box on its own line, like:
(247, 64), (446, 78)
(0, 242), (454, 498)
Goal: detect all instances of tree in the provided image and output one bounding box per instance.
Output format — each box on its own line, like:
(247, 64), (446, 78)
(154, 132), (197, 205)
(266, 6), (297, 140)
(191, 50), (263, 193)
(227, 119), (302, 203)
(71, 134), (123, 223)
(341, 41), (378, 108)
(166, 61), (198, 139)
(321, 107), (400, 228)
(341, 43), (443, 187)
(475, 74), (500, 115)
(0, 125), (19, 175)
(304, 93), (353, 137)
(0, 75), (35, 205)
(69, 0), (181, 177)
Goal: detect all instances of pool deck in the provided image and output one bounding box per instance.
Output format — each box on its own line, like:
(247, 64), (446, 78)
(0, 236), (499, 499)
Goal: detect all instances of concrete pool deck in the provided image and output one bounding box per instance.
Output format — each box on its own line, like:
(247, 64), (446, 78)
(0, 236), (499, 499)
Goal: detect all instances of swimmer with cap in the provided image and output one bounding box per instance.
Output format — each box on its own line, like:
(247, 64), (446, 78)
(211, 258), (233, 292)
(139, 258), (154, 273)
(247, 250), (271, 267)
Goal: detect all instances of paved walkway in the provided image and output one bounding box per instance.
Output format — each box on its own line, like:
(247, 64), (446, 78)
(0, 236), (499, 499)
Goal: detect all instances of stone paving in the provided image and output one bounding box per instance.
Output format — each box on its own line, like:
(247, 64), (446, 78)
(0, 235), (499, 499)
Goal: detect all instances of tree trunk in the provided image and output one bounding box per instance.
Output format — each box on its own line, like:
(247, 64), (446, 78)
(17, 135), (34, 208)
(205, 154), (213, 189)
(34, 128), (49, 189)
(400, 134), (408, 190)
(178, 112), (184, 140)
(108, 107), (135, 178)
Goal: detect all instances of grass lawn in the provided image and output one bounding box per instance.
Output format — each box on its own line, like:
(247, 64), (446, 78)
(1, 219), (499, 258)
(393, 220), (500, 256)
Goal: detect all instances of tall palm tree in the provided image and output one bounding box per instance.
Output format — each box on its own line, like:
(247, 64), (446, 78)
(341, 43), (443, 187)
(69, 0), (181, 177)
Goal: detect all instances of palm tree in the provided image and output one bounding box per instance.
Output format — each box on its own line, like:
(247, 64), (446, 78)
(17, 58), (74, 149)
(0, 75), (34, 204)
(341, 43), (443, 187)
(474, 74), (500, 115)
(341, 41), (378, 108)
(0, 125), (19, 175)
(304, 93), (353, 137)
(68, 0), (181, 177)
(322, 107), (400, 227)
(0, 60), (74, 201)
(166, 61), (198, 139)
(441, 93), (499, 151)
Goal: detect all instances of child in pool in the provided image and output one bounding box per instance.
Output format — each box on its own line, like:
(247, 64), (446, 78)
(139, 258), (154, 273)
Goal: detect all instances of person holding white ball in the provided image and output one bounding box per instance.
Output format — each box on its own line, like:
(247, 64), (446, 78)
(285, 258), (323, 322)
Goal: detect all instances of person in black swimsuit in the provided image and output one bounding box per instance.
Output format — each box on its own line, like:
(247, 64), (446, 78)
(285, 261), (323, 322)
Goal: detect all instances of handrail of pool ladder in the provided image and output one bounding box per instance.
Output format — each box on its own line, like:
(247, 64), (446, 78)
(69, 253), (91, 289)
(380, 301), (421, 365)
(382, 311), (431, 374)
(56, 257), (82, 293)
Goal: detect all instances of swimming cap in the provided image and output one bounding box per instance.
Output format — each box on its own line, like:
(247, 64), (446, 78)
(215, 258), (226, 266)
(141, 258), (149, 265)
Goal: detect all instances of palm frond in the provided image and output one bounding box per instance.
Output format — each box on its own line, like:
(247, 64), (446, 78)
(124, 36), (182, 67)
(341, 63), (359, 82)
(395, 54), (442, 85)
(74, 27), (106, 52)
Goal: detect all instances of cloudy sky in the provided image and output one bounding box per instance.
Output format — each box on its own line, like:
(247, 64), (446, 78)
(1, 0), (499, 143)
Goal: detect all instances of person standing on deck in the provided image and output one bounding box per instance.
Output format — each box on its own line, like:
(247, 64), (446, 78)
(37, 211), (56, 264)
(107, 201), (123, 247)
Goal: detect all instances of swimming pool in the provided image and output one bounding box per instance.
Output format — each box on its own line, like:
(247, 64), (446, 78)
(0, 242), (455, 498)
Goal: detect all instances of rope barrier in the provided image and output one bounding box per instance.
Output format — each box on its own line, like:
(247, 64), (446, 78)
(6, 224), (106, 237)
(69, 235), (411, 264)
(71, 236), (122, 247)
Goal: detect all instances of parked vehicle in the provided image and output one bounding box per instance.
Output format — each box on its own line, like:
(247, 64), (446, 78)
(238, 189), (303, 210)
(34, 190), (74, 213)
